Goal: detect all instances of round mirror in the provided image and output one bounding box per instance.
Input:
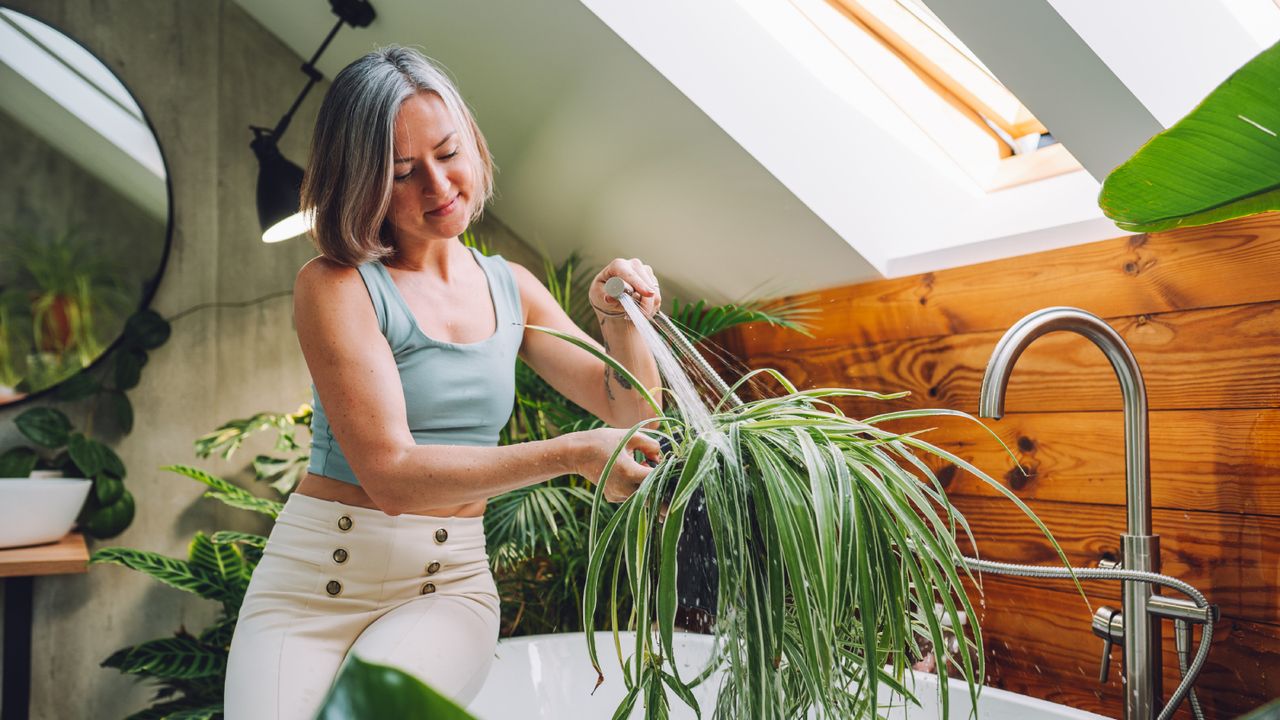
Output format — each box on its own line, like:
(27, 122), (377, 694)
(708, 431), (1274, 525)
(0, 7), (172, 407)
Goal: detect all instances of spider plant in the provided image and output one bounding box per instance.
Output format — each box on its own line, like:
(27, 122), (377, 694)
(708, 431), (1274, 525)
(460, 231), (818, 637)
(527, 324), (1076, 720)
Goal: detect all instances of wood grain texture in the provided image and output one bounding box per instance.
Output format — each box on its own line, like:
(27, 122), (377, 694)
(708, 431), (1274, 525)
(945, 496), (1280, 626)
(729, 211), (1280, 353)
(867, 408), (1280, 515)
(0, 531), (89, 578)
(724, 215), (1280, 715)
(738, 301), (1280, 413)
(966, 576), (1280, 719)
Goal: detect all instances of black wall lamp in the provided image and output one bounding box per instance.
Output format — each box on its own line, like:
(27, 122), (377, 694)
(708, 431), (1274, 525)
(252, 0), (376, 243)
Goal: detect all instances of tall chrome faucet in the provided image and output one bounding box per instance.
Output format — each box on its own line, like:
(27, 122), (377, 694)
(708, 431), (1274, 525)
(978, 307), (1160, 719)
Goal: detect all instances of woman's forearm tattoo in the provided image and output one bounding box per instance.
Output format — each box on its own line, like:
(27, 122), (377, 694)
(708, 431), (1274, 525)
(601, 337), (634, 402)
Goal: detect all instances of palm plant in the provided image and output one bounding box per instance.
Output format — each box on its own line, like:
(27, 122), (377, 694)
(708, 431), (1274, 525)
(527, 324), (1075, 719)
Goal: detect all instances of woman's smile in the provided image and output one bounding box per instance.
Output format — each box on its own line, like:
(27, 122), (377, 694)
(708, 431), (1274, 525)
(427, 193), (460, 217)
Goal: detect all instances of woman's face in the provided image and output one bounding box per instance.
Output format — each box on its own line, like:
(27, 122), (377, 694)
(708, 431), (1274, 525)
(385, 91), (475, 244)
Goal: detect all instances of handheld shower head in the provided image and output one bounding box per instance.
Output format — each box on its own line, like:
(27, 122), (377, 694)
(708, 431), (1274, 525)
(604, 276), (633, 299)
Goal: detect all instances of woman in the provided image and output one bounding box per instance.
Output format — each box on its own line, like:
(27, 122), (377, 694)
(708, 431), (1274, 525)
(224, 45), (665, 719)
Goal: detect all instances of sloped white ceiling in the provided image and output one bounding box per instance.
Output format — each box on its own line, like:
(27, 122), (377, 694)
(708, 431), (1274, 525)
(233, 0), (876, 305)
(234, 0), (1280, 302)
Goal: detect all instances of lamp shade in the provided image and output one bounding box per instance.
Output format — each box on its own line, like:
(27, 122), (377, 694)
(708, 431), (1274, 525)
(251, 133), (308, 243)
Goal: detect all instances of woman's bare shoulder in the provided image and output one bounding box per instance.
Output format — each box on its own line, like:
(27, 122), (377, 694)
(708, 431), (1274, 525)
(296, 255), (361, 284)
(293, 256), (375, 328)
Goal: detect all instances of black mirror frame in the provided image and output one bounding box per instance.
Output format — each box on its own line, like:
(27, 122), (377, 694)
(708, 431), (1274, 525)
(0, 2), (175, 412)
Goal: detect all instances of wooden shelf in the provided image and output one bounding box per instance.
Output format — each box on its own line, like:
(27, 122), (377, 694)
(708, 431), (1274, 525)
(0, 532), (89, 578)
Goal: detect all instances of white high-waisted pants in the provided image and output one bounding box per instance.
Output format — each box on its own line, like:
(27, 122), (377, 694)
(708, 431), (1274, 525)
(223, 492), (500, 719)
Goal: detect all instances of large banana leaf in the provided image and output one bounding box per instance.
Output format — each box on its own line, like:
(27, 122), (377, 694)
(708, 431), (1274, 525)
(315, 655), (478, 720)
(1099, 40), (1280, 231)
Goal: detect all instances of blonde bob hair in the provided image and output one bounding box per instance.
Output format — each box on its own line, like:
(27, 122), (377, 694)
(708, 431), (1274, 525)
(301, 46), (495, 266)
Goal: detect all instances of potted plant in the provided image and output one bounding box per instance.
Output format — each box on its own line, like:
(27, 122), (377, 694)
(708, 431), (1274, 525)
(459, 232), (817, 638)
(525, 322), (1074, 719)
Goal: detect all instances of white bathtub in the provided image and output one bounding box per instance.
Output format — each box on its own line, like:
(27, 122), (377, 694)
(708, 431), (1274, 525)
(466, 632), (1112, 720)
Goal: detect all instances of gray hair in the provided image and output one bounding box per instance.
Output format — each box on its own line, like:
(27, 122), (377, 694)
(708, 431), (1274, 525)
(301, 45), (495, 266)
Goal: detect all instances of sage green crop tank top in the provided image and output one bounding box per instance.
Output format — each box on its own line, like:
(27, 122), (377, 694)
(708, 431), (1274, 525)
(307, 245), (524, 486)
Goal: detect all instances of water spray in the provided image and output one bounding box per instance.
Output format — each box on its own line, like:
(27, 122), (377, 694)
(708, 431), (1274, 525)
(604, 276), (743, 410)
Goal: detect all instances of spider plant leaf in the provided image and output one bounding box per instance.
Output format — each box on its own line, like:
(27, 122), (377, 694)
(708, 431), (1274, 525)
(610, 686), (640, 720)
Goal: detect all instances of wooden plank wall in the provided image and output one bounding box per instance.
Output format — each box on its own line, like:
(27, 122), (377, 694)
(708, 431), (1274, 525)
(719, 213), (1280, 718)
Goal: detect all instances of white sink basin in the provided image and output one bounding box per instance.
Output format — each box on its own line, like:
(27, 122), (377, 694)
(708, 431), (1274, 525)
(0, 478), (92, 549)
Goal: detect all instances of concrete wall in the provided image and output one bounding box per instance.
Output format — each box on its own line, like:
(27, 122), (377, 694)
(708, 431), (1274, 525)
(0, 1), (537, 716)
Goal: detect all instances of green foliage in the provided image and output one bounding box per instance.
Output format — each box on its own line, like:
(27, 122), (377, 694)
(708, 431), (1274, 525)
(0, 446), (39, 477)
(477, 244), (813, 637)
(92, 234), (815, 717)
(1099, 40), (1280, 231)
(315, 655), (479, 720)
(1, 302), (171, 539)
(668, 297), (816, 344)
(162, 464), (284, 519)
(15, 406), (73, 448)
(0, 226), (134, 386)
(6, 406), (136, 538)
(102, 633), (228, 680)
(192, 404), (312, 495)
(93, 462), (278, 720)
(537, 332), (1076, 719)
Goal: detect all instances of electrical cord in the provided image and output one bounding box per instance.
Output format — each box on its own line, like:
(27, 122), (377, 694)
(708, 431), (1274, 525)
(163, 289), (293, 324)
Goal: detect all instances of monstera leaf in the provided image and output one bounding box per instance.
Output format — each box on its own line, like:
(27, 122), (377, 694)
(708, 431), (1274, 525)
(1099, 40), (1280, 231)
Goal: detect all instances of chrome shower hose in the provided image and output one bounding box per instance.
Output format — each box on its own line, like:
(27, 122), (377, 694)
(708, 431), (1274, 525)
(960, 556), (1213, 720)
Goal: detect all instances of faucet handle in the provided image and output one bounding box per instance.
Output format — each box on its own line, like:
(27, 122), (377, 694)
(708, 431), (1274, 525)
(1091, 606), (1123, 683)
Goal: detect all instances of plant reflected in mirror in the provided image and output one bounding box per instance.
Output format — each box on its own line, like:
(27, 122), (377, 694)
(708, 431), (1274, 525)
(0, 7), (171, 407)
(0, 227), (136, 398)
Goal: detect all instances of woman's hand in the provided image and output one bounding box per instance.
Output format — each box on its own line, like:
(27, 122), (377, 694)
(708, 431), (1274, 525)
(589, 258), (662, 319)
(572, 428), (663, 503)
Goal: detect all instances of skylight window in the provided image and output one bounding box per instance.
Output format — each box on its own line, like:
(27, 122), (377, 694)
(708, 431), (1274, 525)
(788, 0), (1083, 191)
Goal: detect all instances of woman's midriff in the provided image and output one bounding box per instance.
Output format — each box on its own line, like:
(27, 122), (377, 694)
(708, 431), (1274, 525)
(295, 472), (488, 518)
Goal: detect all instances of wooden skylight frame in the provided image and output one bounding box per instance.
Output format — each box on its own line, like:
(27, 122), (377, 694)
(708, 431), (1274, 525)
(809, 0), (1083, 191)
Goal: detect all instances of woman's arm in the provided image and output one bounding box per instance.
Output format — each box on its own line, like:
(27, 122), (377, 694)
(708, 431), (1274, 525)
(510, 260), (663, 430)
(294, 257), (645, 515)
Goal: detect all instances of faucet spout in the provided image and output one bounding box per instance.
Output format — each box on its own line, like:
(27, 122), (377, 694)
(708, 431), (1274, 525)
(978, 306), (1151, 537)
(978, 306), (1160, 719)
